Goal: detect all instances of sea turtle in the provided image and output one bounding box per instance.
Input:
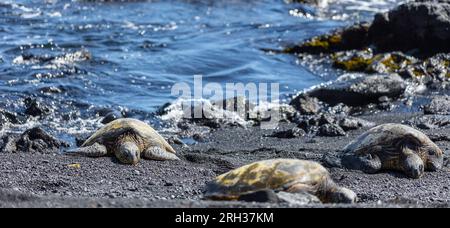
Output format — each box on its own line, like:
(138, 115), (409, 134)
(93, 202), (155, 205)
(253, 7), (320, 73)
(67, 118), (179, 164)
(204, 159), (357, 204)
(341, 123), (443, 178)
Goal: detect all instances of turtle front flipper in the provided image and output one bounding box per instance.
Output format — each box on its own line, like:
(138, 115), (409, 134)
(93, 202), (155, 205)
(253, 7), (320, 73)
(342, 153), (382, 174)
(65, 143), (108, 157)
(143, 146), (180, 161)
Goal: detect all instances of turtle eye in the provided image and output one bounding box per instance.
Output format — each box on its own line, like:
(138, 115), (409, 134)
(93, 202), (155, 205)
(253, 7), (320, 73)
(428, 150), (436, 156)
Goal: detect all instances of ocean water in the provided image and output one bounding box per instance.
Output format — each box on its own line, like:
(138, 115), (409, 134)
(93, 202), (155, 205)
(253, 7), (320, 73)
(0, 0), (403, 140)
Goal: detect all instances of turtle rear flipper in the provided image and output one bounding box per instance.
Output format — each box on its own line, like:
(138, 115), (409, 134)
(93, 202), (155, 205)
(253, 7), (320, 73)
(65, 143), (108, 157)
(143, 146), (180, 161)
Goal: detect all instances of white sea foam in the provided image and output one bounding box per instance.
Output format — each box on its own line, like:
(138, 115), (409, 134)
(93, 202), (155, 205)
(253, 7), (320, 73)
(0, 116), (103, 138)
(13, 50), (91, 70)
(159, 97), (293, 130)
(159, 98), (249, 127)
(297, 0), (408, 20)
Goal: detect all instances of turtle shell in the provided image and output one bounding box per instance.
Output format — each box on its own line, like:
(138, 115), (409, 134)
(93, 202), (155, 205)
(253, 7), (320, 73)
(343, 123), (436, 159)
(82, 118), (175, 153)
(205, 159), (329, 200)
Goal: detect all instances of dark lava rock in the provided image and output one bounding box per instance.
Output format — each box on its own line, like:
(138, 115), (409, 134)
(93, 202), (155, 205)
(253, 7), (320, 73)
(101, 111), (123, 124)
(0, 127), (68, 154)
(39, 86), (64, 94)
(327, 103), (351, 115)
(319, 114), (335, 125)
(290, 94), (321, 114)
(0, 109), (21, 125)
(317, 123), (346, 137)
(340, 22), (371, 50)
(285, 32), (344, 54)
(238, 190), (280, 203)
(424, 96), (450, 115)
(270, 127), (306, 138)
(155, 102), (172, 116)
(285, 23), (370, 54)
(295, 114), (336, 133)
(295, 115), (322, 131)
(24, 98), (51, 117)
(294, 1), (450, 55)
(407, 115), (450, 129)
(305, 74), (406, 106)
(338, 117), (363, 131)
(295, 113), (371, 135)
(333, 50), (418, 74)
(369, 1), (450, 54)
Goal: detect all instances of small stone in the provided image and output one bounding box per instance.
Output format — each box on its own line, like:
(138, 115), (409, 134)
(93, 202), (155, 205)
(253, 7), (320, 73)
(164, 182), (174, 187)
(338, 117), (362, 131)
(290, 94), (321, 115)
(67, 163), (81, 169)
(318, 124), (346, 137)
(319, 114), (335, 125)
(270, 127), (306, 139)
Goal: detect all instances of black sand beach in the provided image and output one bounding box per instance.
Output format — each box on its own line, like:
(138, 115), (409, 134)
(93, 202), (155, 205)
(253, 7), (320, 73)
(2, 111), (450, 208)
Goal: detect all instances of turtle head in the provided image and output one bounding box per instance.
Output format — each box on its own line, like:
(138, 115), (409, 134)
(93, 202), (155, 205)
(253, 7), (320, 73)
(116, 142), (141, 165)
(424, 144), (444, 172)
(326, 187), (357, 204)
(403, 153), (425, 179)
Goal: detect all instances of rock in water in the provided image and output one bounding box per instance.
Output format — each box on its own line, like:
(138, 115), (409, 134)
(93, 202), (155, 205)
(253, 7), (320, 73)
(101, 111), (123, 124)
(424, 96), (450, 115)
(285, 23), (370, 54)
(24, 98), (51, 117)
(288, 0), (328, 6)
(0, 127), (68, 154)
(305, 74), (406, 106)
(369, 0), (450, 54)
(0, 109), (21, 127)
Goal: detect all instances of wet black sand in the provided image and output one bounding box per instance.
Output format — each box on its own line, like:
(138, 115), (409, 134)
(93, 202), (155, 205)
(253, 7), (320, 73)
(1, 111), (450, 208)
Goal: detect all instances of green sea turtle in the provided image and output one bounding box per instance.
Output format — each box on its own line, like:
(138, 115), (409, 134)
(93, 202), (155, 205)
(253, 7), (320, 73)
(67, 118), (179, 164)
(341, 123), (443, 178)
(205, 159), (357, 204)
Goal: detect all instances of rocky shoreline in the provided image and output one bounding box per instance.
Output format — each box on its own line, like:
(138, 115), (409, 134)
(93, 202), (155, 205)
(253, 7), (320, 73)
(1, 0), (450, 207)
